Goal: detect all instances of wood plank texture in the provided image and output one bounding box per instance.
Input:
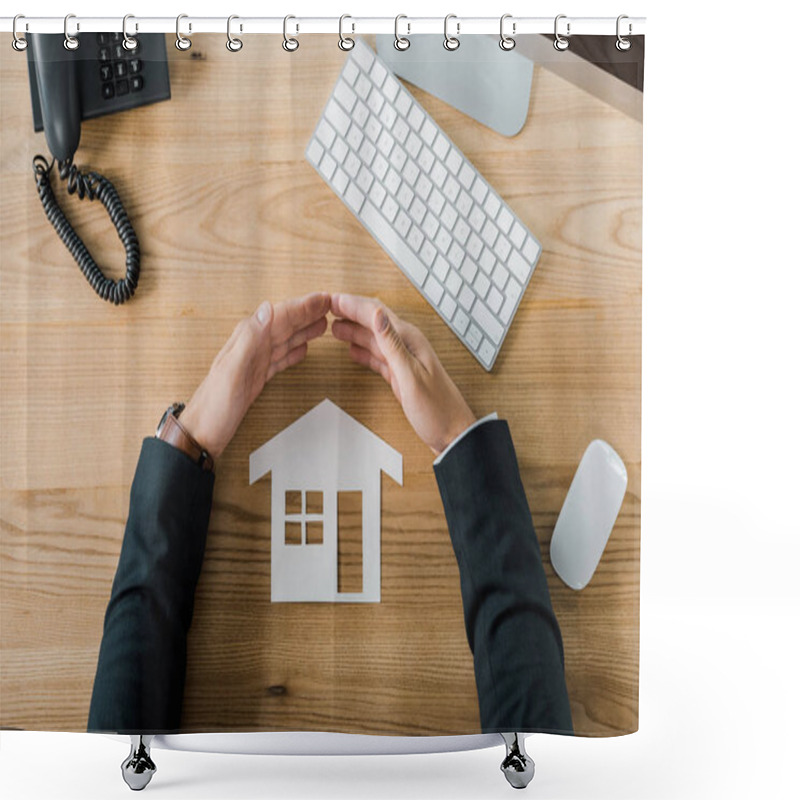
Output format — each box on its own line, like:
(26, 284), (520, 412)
(0, 34), (641, 735)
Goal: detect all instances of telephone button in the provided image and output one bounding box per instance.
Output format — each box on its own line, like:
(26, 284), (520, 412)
(113, 44), (125, 60)
(102, 83), (115, 100)
(131, 76), (144, 93)
(114, 61), (128, 79)
(98, 47), (110, 62)
(116, 79), (130, 96)
(99, 63), (113, 82)
(128, 58), (142, 75)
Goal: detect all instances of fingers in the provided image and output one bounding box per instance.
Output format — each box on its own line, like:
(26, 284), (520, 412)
(348, 343), (391, 383)
(266, 342), (308, 381)
(271, 292), (331, 343)
(270, 316), (328, 363)
(331, 293), (397, 330)
(371, 305), (416, 382)
(330, 318), (385, 362)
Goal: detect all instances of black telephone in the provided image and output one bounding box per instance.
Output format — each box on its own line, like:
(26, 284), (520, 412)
(26, 33), (171, 304)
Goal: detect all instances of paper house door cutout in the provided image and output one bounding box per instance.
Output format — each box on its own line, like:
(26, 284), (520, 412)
(249, 399), (403, 603)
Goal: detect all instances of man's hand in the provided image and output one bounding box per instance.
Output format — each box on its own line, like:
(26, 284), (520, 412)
(330, 293), (476, 455)
(180, 292), (331, 460)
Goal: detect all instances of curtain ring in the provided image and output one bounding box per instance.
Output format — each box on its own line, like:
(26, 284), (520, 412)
(616, 15), (632, 51)
(175, 14), (192, 51)
(283, 15), (299, 52)
(553, 14), (570, 51)
(499, 14), (516, 51)
(394, 14), (410, 51)
(12, 14), (28, 51)
(443, 14), (460, 51)
(122, 14), (138, 51)
(338, 14), (355, 51)
(226, 15), (243, 52)
(63, 13), (80, 51)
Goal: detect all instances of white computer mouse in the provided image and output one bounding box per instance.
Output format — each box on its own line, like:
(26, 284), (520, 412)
(550, 440), (628, 591)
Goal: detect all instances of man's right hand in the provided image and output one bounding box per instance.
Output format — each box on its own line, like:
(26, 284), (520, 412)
(331, 293), (477, 456)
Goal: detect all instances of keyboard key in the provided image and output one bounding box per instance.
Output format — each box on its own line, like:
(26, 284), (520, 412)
(453, 308), (470, 335)
(421, 118), (438, 145)
(453, 219), (470, 245)
(479, 249), (495, 275)
(421, 211), (439, 240)
(317, 118), (336, 148)
(372, 154), (388, 181)
(331, 137), (348, 164)
(356, 165), (373, 194)
(377, 130), (394, 156)
(458, 284), (476, 311)
(473, 271), (490, 299)
(408, 105), (425, 131)
(352, 42), (374, 71)
(353, 100), (369, 128)
(379, 103), (397, 129)
(434, 227), (452, 254)
(495, 234), (511, 263)
(522, 236), (541, 263)
(370, 59), (387, 87)
(359, 138), (376, 166)
(416, 174), (433, 202)
(433, 133), (450, 161)
(499, 296), (516, 324)
(481, 219), (499, 248)
(445, 149), (463, 175)
(444, 175), (460, 204)
(320, 153), (336, 179)
(392, 117), (409, 144)
(456, 189), (473, 218)
(325, 100), (351, 137)
(431, 162), (447, 188)
(507, 250), (531, 284)
(344, 151), (361, 178)
(385, 168), (401, 194)
(433, 254), (449, 282)
(418, 146), (435, 173)
(402, 159), (420, 186)
(440, 293), (457, 321)
(369, 181), (386, 208)
(465, 323), (483, 351)
(344, 183), (365, 213)
(342, 59), (359, 86)
(468, 205), (486, 233)
(367, 88), (384, 115)
(423, 274), (444, 305)
(497, 207), (514, 234)
(445, 269), (462, 296)
(420, 241), (436, 267)
(382, 74), (400, 103)
(397, 182), (414, 209)
(472, 177), (488, 204)
(505, 276), (522, 303)
(334, 79), (357, 112)
(458, 162), (475, 189)
(440, 203), (457, 231)
(478, 339), (497, 368)
(396, 91), (412, 116)
(510, 221), (526, 249)
(447, 242), (465, 269)
(395, 210), (411, 237)
(410, 197), (427, 225)
(408, 225), (424, 252)
(382, 194), (398, 223)
(491, 262), (509, 291)
(466, 232), (483, 261)
(472, 298), (504, 345)
(332, 167), (349, 196)
(346, 125), (364, 151)
(389, 144), (407, 172)
(460, 257), (478, 284)
(406, 132), (422, 159)
(484, 192), (501, 219)
(487, 286), (504, 314)
(428, 189), (445, 216)
(307, 138), (324, 166)
(365, 116), (382, 142)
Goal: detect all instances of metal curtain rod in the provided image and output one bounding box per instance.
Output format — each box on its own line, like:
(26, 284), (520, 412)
(1, 15), (646, 36)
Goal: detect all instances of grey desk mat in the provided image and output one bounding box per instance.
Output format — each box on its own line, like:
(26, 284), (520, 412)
(376, 34), (534, 137)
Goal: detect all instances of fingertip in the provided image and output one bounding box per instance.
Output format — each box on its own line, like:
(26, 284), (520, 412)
(256, 301), (272, 326)
(374, 306), (389, 334)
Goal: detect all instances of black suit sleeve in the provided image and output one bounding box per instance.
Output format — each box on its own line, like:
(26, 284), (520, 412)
(434, 420), (573, 734)
(87, 437), (215, 733)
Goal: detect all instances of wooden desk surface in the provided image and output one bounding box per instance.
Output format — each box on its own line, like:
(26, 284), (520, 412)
(0, 35), (641, 735)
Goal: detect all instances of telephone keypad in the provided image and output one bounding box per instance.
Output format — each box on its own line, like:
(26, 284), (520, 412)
(98, 33), (146, 102)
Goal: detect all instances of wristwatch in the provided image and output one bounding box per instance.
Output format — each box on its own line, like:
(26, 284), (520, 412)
(155, 402), (214, 472)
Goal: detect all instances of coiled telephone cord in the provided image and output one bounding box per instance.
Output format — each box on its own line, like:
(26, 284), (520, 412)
(32, 154), (140, 305)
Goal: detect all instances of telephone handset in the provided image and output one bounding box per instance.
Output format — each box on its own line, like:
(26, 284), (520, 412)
(26, 33), (171, 304)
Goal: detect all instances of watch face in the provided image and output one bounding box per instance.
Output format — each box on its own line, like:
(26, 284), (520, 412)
(156, 403), (185, 436)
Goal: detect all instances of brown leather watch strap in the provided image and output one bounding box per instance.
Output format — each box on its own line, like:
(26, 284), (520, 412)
(157, 411), (214, 472)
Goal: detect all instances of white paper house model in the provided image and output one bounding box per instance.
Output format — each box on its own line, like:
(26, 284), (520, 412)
(249, 399), (403, 603)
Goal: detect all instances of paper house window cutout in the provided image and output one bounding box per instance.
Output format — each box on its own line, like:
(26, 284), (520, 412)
(249, 399), (403, 603)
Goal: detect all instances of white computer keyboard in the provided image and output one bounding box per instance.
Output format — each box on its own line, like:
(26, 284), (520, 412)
(306, 40), (541, 370)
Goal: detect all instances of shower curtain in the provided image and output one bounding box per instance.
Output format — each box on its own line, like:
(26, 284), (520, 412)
(0, 29), (643, 740)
